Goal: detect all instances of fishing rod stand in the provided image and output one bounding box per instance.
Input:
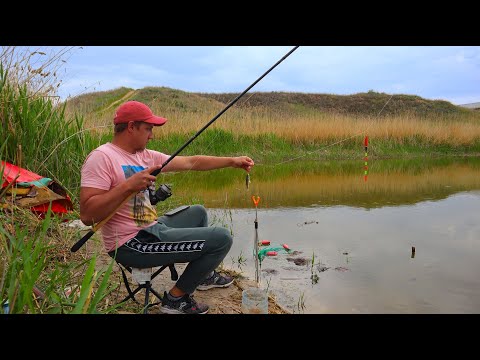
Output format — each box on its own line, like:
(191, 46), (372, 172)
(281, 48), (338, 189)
(148, 183), (172, 205)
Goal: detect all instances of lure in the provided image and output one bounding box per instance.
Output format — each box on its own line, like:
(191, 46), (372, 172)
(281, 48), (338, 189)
(258, 245), (292, 263)
(246, 173), (251, 189)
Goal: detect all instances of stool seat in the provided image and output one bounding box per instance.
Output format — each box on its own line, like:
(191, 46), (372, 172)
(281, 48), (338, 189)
(117, 263), (178, 314)
(132, 267), (153, 285)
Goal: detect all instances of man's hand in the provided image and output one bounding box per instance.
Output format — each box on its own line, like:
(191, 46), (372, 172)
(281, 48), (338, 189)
(232, 156), (255, 172)
(126, 164), (163, 192)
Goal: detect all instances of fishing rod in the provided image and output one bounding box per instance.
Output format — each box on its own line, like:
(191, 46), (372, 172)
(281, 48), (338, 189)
(71, 46), (300, 253)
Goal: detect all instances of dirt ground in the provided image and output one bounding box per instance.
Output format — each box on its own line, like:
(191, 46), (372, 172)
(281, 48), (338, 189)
(114, 263), (290, 314)
(86, 234), (290, 315)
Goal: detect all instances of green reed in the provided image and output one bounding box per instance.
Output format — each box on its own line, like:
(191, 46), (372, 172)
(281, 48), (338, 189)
(0, 205), (118, 314)
(0, 64), (101, 202)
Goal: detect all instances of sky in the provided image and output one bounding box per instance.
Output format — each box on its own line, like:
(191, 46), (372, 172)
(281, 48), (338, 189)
(52, 46), (480, 105)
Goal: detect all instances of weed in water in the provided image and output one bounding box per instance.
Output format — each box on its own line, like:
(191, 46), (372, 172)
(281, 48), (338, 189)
(230, 250), (247, 271)
(295, 291), (306, 314)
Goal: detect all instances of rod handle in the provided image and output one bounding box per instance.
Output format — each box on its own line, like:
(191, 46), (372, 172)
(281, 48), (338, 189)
(71, 230), (95, 252)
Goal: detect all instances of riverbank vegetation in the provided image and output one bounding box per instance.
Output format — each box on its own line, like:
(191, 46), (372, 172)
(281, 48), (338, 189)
(68, 86), (480, 165)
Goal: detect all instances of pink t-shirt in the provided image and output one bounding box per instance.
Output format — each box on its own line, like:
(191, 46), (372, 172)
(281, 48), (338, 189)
(81, 143), (169, 252)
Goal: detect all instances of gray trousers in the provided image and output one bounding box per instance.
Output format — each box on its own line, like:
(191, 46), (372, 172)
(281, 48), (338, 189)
(109, 205), (233, 294)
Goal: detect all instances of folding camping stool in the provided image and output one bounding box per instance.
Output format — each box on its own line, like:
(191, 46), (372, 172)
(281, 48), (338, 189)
(117, 263), (178, 314)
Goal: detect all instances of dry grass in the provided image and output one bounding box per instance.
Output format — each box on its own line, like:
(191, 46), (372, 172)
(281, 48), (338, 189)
(78, 101), (480, 147)
(1, 46), (79, 101)
(65, 85), (480, 147)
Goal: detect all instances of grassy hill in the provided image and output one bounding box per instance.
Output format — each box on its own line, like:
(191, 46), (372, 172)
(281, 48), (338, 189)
(65, 86), (473, 121)
(197, 90), (469, 117)
(65, 86), (225, 118)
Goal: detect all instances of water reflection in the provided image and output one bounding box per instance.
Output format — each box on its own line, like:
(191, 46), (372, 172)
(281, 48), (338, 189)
(158, 157), (480, 313)
(159, 156), (480, 209)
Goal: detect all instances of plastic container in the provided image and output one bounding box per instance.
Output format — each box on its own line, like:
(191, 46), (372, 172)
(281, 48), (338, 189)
(241, 287), (268, 314)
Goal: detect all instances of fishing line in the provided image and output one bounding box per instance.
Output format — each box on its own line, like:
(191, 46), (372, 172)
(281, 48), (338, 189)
(154, 50), (293, 196)
(157, 94), (258, 193)
(40, 124), (110, 167)
(154, 114), (234, 190)
(263, 93), (395, 167)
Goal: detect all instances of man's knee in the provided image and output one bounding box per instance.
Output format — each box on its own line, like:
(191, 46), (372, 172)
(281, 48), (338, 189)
(215, 227), (233, 252)
(190, 204), (208, 226)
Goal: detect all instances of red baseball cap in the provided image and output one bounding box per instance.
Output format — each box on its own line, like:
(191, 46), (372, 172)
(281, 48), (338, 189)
(114, 101), (167, 126)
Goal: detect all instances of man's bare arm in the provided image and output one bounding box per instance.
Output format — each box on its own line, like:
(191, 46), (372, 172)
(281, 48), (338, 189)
(80, 164), (162, 225)
(164, 155), (254, 172)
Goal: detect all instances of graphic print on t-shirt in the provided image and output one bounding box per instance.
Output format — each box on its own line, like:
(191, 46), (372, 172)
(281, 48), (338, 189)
(122, 165), (157, 226)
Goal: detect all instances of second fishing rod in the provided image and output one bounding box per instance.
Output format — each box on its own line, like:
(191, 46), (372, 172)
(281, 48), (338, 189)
(71, 46), (299, 253)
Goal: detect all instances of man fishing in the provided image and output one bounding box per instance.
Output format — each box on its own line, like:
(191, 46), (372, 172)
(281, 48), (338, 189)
(80, 100), (254, 314)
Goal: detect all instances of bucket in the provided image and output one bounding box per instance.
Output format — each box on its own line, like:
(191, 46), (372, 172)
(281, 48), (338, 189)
(241, 287), (268, 314)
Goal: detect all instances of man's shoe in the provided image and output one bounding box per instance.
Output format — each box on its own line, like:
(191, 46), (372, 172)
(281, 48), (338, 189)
(197, 270), (234, 291)
(160, 292), (209, 314)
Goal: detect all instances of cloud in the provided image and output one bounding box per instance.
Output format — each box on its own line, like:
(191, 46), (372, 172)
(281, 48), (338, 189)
(56, 46), (480, 104)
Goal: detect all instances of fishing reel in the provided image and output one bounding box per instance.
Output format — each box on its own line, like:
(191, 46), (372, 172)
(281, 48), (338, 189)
(148, 183), (172, 205)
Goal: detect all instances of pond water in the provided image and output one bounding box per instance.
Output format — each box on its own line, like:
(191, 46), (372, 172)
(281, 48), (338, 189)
(158, 156), (480, 313)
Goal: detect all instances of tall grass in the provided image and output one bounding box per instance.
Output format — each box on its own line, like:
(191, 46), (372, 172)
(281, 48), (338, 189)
(0, 204), (118, 314)
(67, 85), (480, 159)
(78, 90), (480, 151)
(0, 46), (77, 99)
(157, 110), (480, 147)
(1, 47), (117, 314)
(0, 53), (102, 200)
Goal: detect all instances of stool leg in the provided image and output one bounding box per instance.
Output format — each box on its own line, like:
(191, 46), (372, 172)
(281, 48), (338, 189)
(144, 281), (151, 314)
(120, 286), (143, 304)
(150, 288), (163, 302)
